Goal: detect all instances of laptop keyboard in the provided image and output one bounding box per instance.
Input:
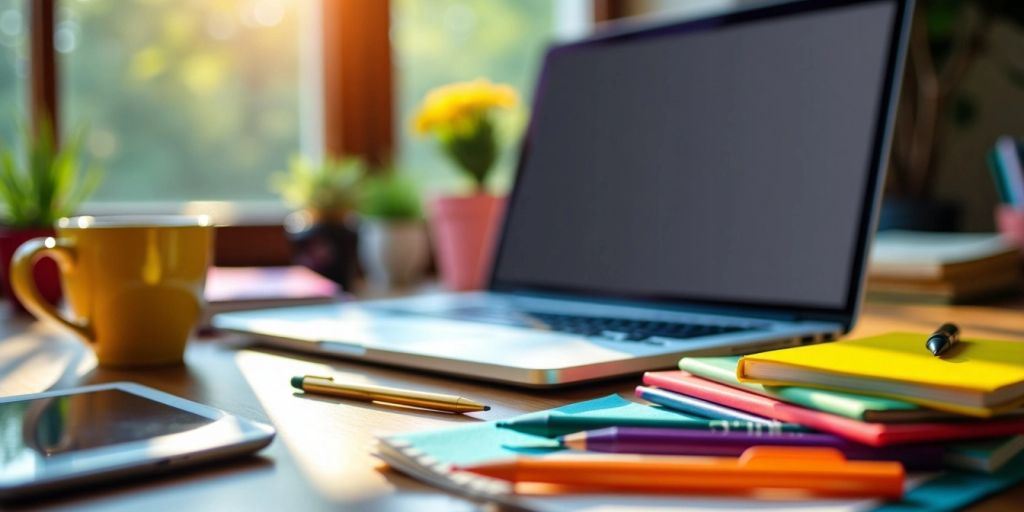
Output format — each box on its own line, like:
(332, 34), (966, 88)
(387, 305), (764, 344)
(527, 312), (756, 342)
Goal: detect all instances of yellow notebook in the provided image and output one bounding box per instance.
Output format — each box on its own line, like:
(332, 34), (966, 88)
(737, 332), (1024, 418)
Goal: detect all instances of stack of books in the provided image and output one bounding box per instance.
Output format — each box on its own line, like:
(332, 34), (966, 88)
(867, 231), (1021, 304)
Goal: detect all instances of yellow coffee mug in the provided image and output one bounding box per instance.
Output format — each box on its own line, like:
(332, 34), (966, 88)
(11, 215), (214, 367)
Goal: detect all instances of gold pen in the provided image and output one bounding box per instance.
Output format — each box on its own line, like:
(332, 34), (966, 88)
(290, 375), (491, 413)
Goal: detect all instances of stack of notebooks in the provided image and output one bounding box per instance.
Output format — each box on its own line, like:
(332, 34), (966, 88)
(377, 332), (1024, 510)
(647, 333), (1024, 454)
(867, 231), (1021, 304)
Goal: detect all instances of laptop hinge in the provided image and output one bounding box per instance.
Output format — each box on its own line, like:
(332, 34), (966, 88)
(501, 289), (823, 324)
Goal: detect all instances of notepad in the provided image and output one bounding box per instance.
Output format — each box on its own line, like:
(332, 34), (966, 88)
(737, 332), (1024, 417)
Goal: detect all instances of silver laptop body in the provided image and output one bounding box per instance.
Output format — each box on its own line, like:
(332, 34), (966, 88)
(215, 0), (912, 387)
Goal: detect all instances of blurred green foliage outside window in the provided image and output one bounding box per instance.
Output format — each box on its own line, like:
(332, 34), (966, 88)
(0, 0), (25, 151)
(9, 0), (585, 204)
(60, 0), (303, 202)
(393, 0), (568, 196)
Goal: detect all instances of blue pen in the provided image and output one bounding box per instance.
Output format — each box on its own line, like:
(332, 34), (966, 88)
(636, 385), (778, 425)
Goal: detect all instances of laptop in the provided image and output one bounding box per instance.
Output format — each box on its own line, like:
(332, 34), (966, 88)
(214, 0), (913, 387)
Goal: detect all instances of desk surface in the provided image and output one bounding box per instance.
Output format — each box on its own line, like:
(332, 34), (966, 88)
(2, 300), (1023, 511)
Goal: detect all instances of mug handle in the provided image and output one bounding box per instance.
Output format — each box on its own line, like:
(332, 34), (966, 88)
(11, 237), (93, 343)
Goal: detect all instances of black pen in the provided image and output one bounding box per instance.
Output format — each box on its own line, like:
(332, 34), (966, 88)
(926, 323), (959, 356)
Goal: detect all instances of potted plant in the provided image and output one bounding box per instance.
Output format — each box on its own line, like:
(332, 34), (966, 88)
(414, 79), (518, 290)
(271, 155), (365, 290)
(0, 121), (101, 312)
(357, 171), (428, 289)
(883, 1), (1024, 231)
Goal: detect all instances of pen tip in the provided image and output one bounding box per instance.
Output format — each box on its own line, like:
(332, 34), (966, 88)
(290, 376), (304, 389)
(483, 406), (491, 411)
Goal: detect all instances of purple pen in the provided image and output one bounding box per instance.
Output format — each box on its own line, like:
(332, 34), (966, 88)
(560, 426), (944, 470)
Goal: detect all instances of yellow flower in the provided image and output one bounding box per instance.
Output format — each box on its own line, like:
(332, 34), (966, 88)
(413, 79), (518, 136)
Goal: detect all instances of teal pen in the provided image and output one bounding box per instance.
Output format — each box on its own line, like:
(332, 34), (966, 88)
(496, 412), (810, 438)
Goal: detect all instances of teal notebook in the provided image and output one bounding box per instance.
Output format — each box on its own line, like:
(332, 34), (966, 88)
(377, 394), (1024, 510)
(876, 451), (1024, 512)
(679, 356), (967, 423)
(379, 395), (693, 466)
(377, 395), (705, 499)
(945, 435), (1024, 473)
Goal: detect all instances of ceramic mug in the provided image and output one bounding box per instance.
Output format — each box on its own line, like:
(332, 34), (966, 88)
(11, 215), (214, 367)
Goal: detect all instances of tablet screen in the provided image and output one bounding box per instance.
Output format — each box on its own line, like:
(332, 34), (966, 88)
(0, 389), (214, 461)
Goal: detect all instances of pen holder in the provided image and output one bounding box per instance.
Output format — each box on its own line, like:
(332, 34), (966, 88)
(996, 205), (1024, 250)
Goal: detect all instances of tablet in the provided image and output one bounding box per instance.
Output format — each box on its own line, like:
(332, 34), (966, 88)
(0, 382), (275, 501)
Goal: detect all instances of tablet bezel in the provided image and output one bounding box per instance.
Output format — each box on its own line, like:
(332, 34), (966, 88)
(0, 382), (275, 500)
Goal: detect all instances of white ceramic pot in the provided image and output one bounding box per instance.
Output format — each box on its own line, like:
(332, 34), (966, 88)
(358, 219), (429, 289)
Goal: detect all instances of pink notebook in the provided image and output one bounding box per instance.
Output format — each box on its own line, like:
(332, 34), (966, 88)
(201, 266), (342, 327)
(643, 371), (1024, 447)
(205, 266), (340, 303)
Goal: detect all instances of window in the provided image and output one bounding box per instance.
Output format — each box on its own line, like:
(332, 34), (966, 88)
(392, 0), (590, 195)
(59, 0), (309, 202)
(19, 0), (597, 209)
(0, 0), (25, 147)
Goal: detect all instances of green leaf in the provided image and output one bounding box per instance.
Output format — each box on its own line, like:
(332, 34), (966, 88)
(53, 128), (89, 218)
(358, 171), (421, 220)
(270, 154), (366, 214)
(441, 115), (498, 188)
(925, 0), (961, 38)
(0, 151), (28, 225)
(65, 164), (103, 219)
(0, 117), (104, 227)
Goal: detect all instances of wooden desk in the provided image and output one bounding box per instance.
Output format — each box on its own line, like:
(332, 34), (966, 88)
(2, 300), (1022, 511)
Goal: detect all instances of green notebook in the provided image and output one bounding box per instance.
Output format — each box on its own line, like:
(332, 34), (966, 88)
(679, 356), (966, 423)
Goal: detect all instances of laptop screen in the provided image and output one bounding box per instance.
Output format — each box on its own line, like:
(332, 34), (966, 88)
(491, 0), (903, 314)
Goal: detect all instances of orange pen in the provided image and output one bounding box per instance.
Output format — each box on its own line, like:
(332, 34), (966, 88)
(458, 446), (904, 499)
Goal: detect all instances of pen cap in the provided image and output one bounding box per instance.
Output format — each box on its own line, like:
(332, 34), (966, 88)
(936, 323), (959, 339)
(738, 446), (847, 466)
(737, 446), (904, 497)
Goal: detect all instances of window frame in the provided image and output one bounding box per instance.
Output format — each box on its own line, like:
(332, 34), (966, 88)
(29, 0), (58, 143)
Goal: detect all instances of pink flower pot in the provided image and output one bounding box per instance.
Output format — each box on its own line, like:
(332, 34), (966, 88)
(429, 195), (505, 291)
(0, 227), (63, 313)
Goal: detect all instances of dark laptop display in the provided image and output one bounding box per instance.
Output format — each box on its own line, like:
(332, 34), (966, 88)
(492, 0), (902, 316)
